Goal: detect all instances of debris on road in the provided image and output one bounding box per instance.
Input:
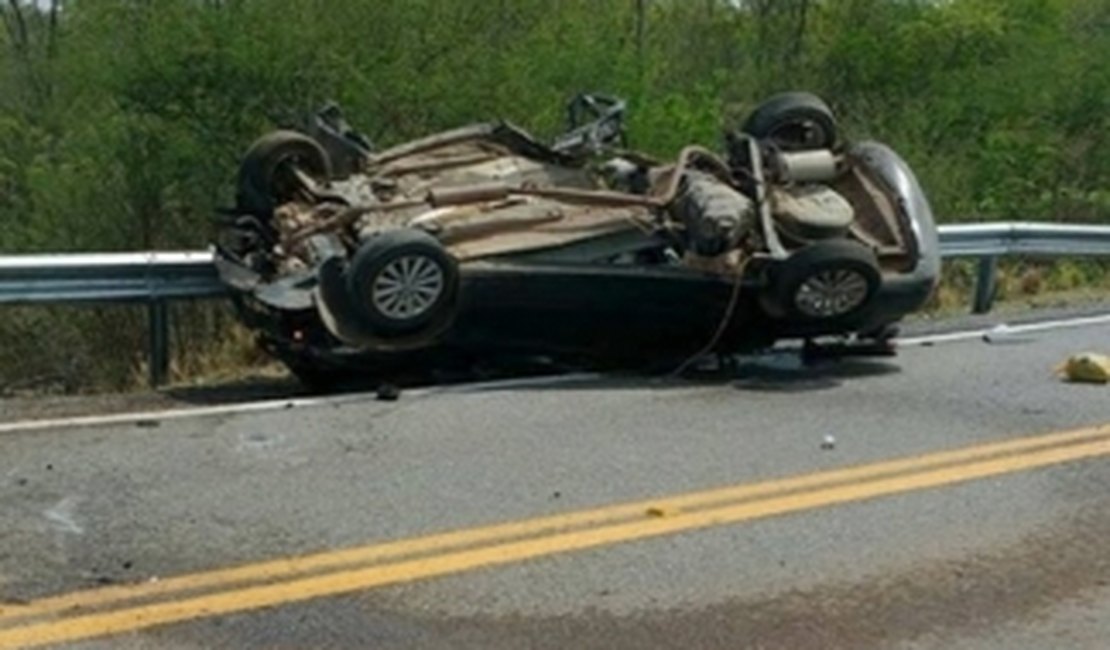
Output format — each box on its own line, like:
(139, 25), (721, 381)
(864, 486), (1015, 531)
(1056, 353), (1110, 384)
(646, 506), (676, 518)
(376, 384), (401, 401)
(982, 323), (1014, 344)
(821, 434), (837, 450)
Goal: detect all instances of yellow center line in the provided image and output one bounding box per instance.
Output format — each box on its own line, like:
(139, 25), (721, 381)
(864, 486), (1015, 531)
(4, 419), (1105, 621)
(2, 428), (1110, 648)
(1, 424), (1109, 627)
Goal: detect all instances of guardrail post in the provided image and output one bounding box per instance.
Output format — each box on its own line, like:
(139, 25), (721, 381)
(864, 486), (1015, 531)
(148, 300), (169, 387)
(972, 256), (998, 314)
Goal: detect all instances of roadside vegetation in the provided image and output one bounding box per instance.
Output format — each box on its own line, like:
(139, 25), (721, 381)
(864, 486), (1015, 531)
(1, 0), (1106, 393)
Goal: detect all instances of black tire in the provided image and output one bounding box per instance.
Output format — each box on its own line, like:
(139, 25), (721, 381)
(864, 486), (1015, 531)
(346, 229), (459, 337)
(743, 92), (838, 151)
(761, 240), (881, 322)
(237, 130), (331, 216)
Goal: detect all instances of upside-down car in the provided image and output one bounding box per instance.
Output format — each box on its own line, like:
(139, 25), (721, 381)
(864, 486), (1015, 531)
(214, 92), (940, 387)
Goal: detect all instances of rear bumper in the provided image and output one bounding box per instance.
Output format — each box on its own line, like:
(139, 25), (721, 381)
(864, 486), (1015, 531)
(853, 141), (941, 289)
(852, 141), (940, 332)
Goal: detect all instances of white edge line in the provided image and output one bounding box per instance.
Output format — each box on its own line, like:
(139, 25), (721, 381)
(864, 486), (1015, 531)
(0, 373), (602, 435)
(898, 313), (1110, 347)
(0, 394), (368, 435)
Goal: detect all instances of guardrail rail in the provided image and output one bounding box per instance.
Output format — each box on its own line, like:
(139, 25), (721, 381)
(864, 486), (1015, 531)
(2, 222), (1109, 386)
(0, 251), (227, 387)
(937, 222), (1110, 314)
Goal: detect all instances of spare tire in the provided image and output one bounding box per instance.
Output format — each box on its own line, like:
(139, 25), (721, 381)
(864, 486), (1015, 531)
(761, 240), (880, 322)
(346, 229), (459, 337)
(237, 130), (331, 216)
(743, 92), (838, 151)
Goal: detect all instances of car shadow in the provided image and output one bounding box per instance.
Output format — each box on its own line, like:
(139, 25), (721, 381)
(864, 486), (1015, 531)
(162, 351), (901, 405)
(728, 356), (900, 392)
(461, 352), (902, 395)
(162, 375), (309, 405)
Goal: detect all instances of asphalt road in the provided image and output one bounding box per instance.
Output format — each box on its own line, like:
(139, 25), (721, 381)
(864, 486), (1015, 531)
(2, 317), (1110, 649)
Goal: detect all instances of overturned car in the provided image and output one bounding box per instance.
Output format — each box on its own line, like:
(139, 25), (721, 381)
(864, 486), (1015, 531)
(215, 93), (940, 387)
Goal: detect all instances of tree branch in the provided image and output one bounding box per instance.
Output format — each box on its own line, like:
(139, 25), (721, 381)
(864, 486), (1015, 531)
(47, 0), (59, 58)
(4, 0), (28, 52)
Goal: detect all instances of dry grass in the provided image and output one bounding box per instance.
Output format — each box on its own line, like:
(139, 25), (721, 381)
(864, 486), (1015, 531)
(925, 259), (1110, 317)
(0, 302), (284, 397)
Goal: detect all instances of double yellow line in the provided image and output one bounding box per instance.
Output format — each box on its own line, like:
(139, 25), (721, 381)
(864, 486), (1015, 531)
(3, 423), (1110, 648)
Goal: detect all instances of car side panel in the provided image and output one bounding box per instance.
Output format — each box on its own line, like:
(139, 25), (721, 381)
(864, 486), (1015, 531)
(446, 262), (763, 361)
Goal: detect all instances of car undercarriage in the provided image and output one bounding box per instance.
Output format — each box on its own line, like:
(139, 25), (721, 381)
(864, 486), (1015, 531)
(215, 92), (940, 388)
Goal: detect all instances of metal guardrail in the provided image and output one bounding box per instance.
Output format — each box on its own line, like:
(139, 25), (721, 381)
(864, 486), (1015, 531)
(937, 223), (1110, 257)
(1, 222), (1109, 386)
(937, 222), (1110, 314)
(0, 251), (226, 304)
(0, 251), (227, 387)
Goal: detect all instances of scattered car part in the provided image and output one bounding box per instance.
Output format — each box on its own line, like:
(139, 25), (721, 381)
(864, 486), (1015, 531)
(1056, 353), (1110, 384)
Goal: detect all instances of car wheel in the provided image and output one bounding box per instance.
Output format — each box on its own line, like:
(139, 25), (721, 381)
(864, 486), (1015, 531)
(346, 229), (459, 337)
(743, 92), (838, 151)
(237, 130), (331, 216)
(762, 240), (881, 321)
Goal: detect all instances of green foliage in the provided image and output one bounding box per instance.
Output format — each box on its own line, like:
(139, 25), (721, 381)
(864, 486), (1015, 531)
(0, 0), (1106, 390)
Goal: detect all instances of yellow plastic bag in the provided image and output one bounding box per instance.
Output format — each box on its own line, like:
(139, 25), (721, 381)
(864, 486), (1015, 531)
(1056, 353), (1110, 384)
